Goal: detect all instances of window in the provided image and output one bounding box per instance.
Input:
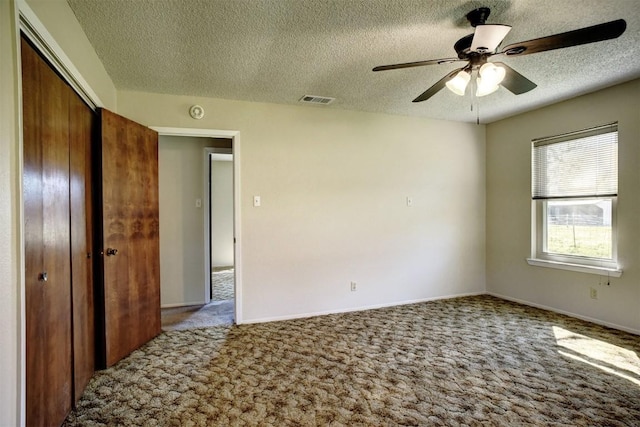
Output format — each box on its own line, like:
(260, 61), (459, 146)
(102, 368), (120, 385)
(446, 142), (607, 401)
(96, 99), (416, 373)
(530, 123), (620, 273)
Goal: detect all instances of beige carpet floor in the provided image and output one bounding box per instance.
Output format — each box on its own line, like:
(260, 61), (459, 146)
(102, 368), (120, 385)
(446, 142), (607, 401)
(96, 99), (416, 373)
(212, 267), (234, 301)
(64, 295), (640, 426)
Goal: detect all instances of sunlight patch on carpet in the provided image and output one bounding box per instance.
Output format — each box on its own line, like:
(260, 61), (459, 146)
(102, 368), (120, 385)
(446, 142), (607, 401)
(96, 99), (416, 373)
(554, 326), (640, 386)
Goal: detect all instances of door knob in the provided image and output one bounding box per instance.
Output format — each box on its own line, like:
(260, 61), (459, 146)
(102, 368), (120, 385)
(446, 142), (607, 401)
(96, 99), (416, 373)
(38, 272), (48, 282)
(106, 248), (118, 256)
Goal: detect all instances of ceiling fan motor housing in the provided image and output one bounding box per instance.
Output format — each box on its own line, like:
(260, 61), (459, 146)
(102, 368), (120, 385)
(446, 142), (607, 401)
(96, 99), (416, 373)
(466, 7), (491, 27)
(453, 37), (492, 67)
(454, 33), (475, 58)
(455, 7), (499, 58)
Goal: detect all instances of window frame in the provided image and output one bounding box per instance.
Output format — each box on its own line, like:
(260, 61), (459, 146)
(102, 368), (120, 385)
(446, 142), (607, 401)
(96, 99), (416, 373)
(529, 123), (622, 276)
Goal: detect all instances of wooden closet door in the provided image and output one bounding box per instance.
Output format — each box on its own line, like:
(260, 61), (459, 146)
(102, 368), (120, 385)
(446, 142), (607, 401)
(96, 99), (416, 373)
(98, 109), (160, 367)
(22, 37), (73, 427)
(69, 93), (96, 401)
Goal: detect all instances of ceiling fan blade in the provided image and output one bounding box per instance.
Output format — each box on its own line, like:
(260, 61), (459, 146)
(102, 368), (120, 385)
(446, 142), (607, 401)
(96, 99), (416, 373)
(493, 62), (537, 94)
(412, 68), (464, 102)
(501, 19), (626, 57)
(373, 58), (461, 72)
(471, 24), (512, 53)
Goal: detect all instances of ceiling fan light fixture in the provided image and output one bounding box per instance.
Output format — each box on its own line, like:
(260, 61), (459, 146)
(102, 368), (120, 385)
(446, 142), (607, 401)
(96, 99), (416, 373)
(478, 62), (506, 85)
(476, 63), (506, 96)
(373, 6), (626, 105)
(476, 77), (500, 97)
(445, 70), (471, 96)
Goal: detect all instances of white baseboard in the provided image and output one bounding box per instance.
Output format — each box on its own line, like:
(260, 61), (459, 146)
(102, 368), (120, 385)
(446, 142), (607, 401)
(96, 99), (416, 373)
(487, 292), (640, 336)
(161, 301), (206, 309)
(239, 291), (485, 325)
(165, 293), (638, 336)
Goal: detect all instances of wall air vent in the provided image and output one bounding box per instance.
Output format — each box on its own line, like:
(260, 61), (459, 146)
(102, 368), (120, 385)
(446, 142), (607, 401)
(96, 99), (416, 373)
(299, 95), (335, 105)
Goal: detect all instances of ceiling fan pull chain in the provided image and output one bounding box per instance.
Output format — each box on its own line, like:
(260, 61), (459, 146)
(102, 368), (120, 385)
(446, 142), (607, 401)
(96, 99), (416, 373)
(469, 74), (474, 112)
(468, 73), (480, 124)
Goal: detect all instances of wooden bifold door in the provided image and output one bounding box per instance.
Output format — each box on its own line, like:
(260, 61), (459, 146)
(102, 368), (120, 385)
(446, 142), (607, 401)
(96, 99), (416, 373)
(22, 35), (160, 426)
(22, 35), (96, 426)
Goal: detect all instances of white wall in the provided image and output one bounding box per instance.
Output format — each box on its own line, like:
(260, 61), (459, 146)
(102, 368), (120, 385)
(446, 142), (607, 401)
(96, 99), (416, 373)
(1, 2), (22, 424)
(211, 158), (234, 267)
(118, 91), (487, 322)
(486, 79), (640, 334)
(159, 136), (231, 307)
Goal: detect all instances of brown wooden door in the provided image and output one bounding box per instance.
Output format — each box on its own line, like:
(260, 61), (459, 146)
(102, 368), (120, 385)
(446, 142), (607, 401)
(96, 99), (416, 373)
(22, 36), (73, 426)
(98, 109), (161, 367)
(69, 93), (96, 401)
(22, 34), (97, 424)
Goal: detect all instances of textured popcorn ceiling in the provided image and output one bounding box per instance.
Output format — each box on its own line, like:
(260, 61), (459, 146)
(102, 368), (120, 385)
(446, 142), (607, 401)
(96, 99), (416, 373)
(66, 0), (640, 123)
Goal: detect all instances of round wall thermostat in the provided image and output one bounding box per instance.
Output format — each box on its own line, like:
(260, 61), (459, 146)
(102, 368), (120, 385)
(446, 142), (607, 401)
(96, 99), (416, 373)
(189, 105), (205, 120)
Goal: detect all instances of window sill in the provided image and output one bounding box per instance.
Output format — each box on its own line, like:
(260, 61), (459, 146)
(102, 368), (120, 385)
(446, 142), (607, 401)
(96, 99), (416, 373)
(526, 258), (623, 277)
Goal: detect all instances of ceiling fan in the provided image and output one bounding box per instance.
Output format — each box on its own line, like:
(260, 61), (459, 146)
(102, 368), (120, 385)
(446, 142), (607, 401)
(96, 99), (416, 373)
(373, 7), (627, 102)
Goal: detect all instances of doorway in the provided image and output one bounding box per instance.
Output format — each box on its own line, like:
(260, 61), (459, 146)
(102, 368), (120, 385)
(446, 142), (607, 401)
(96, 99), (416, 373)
(156, 129), (242, 328)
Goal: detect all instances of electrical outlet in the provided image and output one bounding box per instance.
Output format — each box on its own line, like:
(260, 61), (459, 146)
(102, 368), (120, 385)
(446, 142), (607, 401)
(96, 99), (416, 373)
(350, 281), (357, 292)
(590, 287), (598, 300)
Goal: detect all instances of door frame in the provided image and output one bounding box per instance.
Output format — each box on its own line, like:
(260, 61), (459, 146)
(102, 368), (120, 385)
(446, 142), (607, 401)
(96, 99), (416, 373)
(206, 148), (233, 303)
(152, 127), (243, 323)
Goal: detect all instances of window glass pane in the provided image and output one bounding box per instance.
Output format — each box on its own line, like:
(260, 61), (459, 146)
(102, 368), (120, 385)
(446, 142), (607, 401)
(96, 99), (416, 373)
(546, 199), (612, 259)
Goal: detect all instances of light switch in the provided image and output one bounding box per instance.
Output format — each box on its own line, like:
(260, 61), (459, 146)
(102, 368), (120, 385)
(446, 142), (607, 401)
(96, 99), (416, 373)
(195, 198), (202, 208)
(406, 197), (413, 207)
(253, 196), (261, 207)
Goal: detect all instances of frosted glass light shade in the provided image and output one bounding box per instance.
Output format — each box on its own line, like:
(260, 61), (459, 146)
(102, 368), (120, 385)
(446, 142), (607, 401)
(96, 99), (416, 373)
(445, 71), (471, 96)
(476, 63), (506, 97)
(476, 77), (500, 96)
(479, 63), (505, 86)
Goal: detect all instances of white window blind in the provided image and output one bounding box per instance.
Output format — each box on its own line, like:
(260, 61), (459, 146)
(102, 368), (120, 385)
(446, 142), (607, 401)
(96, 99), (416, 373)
(532, 123), (618, 200)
